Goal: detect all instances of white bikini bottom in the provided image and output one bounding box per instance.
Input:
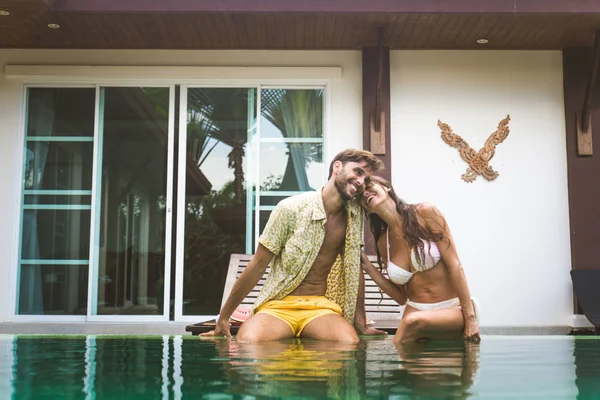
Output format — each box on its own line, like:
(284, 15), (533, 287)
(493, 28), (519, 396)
(403, 297), (480, 323)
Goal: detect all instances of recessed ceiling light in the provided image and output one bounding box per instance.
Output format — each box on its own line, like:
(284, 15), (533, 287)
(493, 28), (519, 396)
(0, 10), (10, 16)
(48, 23), (60, 29)
(476, 38), (489, 44)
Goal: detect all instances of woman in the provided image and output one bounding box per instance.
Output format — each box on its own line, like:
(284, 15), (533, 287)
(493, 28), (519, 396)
(359, 176), (480, 344)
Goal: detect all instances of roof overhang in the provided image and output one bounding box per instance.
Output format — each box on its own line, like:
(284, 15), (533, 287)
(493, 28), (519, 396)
(47, 0), (600, 14)
(1, 0), (600, 50)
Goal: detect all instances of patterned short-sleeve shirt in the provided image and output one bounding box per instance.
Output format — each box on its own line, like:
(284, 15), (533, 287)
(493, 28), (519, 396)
(255, 190), (363, 323)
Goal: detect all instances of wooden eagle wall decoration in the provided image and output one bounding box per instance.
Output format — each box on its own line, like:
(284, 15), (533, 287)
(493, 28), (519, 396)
(438, 115), (511, 183)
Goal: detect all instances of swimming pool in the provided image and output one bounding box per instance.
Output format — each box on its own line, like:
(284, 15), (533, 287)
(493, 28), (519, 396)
(0, 335), (598, 399)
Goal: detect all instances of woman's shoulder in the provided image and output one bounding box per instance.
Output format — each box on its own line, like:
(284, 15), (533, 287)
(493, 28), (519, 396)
(414, 202), (441, 216)
(414, 203), (446, 227)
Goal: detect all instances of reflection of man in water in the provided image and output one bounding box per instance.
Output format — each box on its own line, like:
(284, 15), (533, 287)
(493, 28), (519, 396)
(215, 339), (362, 399)
(201, 149), (385, 342)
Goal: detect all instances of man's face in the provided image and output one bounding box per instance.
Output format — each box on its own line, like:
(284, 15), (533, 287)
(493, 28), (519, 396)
(333, 160), (373, 201)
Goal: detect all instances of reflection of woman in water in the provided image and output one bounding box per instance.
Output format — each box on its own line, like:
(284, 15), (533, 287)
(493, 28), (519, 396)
(393, 341), (480, 399)
(359, 176), (480, 344)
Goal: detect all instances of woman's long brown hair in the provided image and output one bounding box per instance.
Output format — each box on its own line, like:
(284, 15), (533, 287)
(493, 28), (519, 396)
(365, 176), (447, 269)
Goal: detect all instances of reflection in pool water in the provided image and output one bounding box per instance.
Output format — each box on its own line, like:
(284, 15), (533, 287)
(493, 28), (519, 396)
(0, 335), (598, 399)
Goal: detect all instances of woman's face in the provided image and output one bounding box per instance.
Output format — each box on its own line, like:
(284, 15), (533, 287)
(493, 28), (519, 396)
(359, 181), (389, 212)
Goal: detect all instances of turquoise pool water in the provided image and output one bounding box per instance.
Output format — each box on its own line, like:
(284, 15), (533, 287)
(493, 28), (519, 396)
(0, 335), (598, 399)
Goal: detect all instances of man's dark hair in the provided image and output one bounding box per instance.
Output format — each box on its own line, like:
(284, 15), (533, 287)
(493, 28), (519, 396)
(328, 149), (384, 179)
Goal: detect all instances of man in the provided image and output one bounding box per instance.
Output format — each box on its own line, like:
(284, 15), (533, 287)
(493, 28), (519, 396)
(200, 149), (384, 342)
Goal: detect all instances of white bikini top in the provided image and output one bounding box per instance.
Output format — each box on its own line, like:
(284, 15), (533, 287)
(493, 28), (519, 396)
(386, 229), (441, 285)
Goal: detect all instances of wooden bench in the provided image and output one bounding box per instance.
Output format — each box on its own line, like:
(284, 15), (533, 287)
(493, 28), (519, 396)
(186, 254), (404, 335)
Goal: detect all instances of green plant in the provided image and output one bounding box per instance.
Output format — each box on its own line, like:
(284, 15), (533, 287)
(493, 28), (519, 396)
(188, 88), (252, 200)
(187, 109), (219, 167)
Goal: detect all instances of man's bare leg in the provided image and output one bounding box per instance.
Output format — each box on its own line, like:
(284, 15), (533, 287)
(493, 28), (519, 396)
(236, 313), (294, 343)
(300, 314), (359, 343)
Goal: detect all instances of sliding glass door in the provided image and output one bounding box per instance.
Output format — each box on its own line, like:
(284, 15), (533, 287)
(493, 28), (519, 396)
(174, 87), (256, 318)
(174, 86), (325, 320)
(16, 83), (325, 322)
(90, 86), (174, 320)
(18, 88), (95, 316)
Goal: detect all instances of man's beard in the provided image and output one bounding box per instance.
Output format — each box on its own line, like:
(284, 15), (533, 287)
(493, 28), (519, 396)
(334, 175), (354, 201)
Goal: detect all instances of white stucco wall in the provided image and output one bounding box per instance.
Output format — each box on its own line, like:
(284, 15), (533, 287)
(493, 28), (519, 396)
(0, 49), (362, 322)
(390, 51), (572, 327)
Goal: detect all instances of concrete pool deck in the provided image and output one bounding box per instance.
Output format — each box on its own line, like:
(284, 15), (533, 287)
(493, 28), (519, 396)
(0, 322), (575, 335)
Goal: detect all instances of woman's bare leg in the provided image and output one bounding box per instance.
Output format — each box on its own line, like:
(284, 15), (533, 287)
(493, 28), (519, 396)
(393, 306), (465, 344)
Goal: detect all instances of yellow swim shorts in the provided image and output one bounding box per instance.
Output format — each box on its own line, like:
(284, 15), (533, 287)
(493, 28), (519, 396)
(255, 296), (343, 337)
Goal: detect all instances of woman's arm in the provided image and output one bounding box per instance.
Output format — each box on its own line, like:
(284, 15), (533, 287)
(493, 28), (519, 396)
(354, 268), (388, 335)
(360, 250), (407, 305)
(418, 203), (480, 341)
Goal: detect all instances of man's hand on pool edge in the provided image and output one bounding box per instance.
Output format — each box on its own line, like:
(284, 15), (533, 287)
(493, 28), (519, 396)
(356, 325), (388, 336)
(199, 317), (231, 339)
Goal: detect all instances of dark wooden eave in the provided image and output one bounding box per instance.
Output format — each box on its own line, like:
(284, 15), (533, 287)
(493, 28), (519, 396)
(43, 0), (600, 14)
(1, 0), (600, 49)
